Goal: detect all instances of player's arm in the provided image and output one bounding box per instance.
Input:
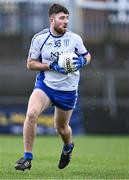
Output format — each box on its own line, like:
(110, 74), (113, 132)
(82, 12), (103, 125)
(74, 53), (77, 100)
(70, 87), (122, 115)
(27, 35), (51, 71)
(27, 57), (67, 74)
(72, 34), (91, 71)
(84, 52), (91, 65)
(27, 58), (50, 71)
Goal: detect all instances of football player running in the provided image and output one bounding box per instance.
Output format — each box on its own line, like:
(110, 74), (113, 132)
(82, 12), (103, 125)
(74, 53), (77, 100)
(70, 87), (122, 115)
(14, 3), (91, 171)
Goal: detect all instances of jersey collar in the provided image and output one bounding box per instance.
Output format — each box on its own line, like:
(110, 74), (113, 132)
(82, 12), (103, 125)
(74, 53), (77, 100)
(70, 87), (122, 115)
(49, 29), (65, 38)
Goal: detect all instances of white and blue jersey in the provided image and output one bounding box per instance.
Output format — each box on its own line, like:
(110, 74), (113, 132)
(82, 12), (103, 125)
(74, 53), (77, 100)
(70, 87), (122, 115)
(28, 28), (88, 110)
(28, 28), (88, 91)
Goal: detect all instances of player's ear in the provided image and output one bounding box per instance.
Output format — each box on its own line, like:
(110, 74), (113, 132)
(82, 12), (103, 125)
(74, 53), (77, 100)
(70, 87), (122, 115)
(49, 15), (55, 23)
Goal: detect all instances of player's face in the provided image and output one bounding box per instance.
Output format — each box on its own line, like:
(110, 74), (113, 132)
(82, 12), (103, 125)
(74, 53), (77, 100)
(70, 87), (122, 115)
(51, 12), (69, 35)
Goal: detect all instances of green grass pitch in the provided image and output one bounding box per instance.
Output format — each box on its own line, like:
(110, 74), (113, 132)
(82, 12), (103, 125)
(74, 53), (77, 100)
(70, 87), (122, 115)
(0, 135), (128, 179)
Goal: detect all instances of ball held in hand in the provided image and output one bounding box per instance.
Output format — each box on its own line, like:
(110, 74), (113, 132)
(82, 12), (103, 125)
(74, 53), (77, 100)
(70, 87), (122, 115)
(58, 52), (78, 72)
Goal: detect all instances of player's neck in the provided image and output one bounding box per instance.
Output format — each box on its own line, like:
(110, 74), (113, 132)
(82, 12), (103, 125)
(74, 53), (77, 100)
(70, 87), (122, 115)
(49, 28), (64, 37)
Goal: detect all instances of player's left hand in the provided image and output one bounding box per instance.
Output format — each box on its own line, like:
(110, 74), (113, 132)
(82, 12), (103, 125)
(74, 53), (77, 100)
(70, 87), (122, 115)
(72, 55), (87, 71)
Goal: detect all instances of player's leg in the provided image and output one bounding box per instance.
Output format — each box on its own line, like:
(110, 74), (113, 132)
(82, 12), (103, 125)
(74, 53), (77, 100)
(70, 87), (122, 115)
(15, 89), (51, 171)
(54, 107), (74, 169)
(23, 89), (51, 153)
(54, 107), (73, 144)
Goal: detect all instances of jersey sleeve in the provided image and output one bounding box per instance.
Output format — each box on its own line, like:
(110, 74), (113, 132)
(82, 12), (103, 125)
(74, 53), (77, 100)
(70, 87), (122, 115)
(75, 34), (88, 56)
(28, 36), (41, 60)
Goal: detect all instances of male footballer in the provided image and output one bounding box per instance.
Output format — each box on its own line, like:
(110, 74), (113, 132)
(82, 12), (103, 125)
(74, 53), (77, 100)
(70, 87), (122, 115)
(14, 3), (91, 171)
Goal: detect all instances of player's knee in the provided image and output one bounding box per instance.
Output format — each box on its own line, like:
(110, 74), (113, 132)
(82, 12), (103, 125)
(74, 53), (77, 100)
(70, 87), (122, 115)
(56, 126), (67, 135)
(26, 110), (38, 123)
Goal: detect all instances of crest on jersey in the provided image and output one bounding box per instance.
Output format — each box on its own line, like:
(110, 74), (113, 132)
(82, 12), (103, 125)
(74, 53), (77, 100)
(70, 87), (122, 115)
(64, 39), (69, 47)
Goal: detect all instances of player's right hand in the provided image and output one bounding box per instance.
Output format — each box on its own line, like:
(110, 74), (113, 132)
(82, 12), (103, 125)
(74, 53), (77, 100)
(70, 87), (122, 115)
(49, 60), (67, 74)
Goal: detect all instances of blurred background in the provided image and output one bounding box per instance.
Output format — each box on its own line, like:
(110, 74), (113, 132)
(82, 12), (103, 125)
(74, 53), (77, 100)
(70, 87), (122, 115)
(0, 0), (129, 135)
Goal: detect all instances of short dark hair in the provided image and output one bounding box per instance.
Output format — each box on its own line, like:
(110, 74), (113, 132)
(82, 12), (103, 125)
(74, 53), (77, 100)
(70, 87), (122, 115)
(48, 3), (69, 17)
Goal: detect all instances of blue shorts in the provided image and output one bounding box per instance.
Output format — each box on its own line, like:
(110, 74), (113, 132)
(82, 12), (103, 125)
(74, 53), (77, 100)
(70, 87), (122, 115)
(34, 74), (78, 111)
